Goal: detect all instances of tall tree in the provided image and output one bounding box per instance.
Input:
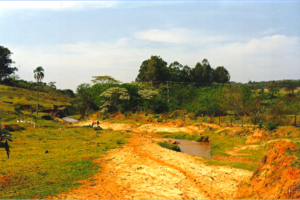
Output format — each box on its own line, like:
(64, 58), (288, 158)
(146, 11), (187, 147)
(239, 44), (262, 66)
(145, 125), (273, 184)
(284, 81), (297, 94)
(34, 66), (44, 115)
(135, 55), (168, 84)
(100, 87), (130, 113)
(213, 66), (230, 83)
(167, 61), (183, 82)
(0, 46), (18, 83)
(192, 59), (214, 84)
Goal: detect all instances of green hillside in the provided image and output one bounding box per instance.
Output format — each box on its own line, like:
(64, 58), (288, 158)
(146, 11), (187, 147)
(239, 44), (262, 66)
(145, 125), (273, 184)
(0, 84), (73, 122)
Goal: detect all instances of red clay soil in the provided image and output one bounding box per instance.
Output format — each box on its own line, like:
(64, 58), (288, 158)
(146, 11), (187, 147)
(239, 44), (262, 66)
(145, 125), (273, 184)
(236, 141), (300, 199)
(110, 113), (124, 118)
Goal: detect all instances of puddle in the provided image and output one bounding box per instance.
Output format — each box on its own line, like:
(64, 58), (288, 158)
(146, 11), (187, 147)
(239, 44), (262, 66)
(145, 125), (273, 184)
(163, 138), (211, 158)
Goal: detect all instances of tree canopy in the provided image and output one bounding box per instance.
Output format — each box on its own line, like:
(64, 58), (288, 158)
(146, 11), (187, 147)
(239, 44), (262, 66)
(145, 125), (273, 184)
(0, 45), (18, 82)
(135, 56), (230, 84)
(91, 75), (121, 84)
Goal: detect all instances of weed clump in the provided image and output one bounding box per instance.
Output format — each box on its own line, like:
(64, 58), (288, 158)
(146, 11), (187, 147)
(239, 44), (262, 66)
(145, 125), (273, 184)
(266, 122), (278, 131)
(157, 141), (181, 152)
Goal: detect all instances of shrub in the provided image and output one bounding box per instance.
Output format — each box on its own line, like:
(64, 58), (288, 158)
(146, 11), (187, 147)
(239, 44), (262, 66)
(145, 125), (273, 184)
(196, 136), (205, 142)
(258, 120), (263, 128)
(153, 114), (160, 119)
(157, 118), (163, 122)
(93, 127), (103, 131)
(266, 122), (278, 131)
(157, 141), (181, 152)
(188, 112), (197, 120)
(204, 136), (210, 142)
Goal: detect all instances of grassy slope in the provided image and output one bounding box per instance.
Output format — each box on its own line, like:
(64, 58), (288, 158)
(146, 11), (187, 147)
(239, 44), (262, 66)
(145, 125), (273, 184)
(0, 85), (132, 198)
(0, 126), (130, 199)
(0, 84), (72, 122)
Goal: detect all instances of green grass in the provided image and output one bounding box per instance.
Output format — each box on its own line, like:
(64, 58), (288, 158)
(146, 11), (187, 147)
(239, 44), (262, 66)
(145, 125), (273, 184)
(0, 84), (73, 122)
(0, 127), (130, 199)
(236, 144), (270, 162)
(286, 145), (300, 168)
(203, 158), (259, 171)
(157, 141), (181, 152)
(207, 133), (247, 157)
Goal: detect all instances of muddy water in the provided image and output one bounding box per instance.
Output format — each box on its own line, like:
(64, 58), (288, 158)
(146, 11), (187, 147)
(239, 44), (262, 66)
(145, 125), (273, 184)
(163, 138), (211, 158)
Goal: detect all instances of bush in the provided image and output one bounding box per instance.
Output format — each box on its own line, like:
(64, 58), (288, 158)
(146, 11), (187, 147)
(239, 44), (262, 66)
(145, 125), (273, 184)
(157, 118), (163, 122)
(153, 114), (160, 119)
(266, 122), (278, 131)
(258, 120), (263, 128)
(93, 127), (103, 131)
(157, 141), (181, 152)
(196, 136), (204, 142)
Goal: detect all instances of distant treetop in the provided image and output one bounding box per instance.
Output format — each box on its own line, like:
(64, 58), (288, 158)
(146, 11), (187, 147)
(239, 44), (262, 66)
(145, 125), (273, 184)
(91, 75), (121, 84)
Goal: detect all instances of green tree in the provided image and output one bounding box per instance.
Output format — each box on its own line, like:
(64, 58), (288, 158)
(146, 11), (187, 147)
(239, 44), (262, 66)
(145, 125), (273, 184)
(73, 83), (95, 117)
(198, 85), (223, 122)
(224, 84), (253, 127)
(33, 66), (45, 115)
(135, 55), (168, 85)
(10, 74), (20, 82)
(265, 82), (278, 92)
(192, 59), (214, 84)
(0, 46), (18, 83)
(91, 75), (121, 84)
(48, 81), (56, 89)
(284, 81), (297, 94)
(167, 61), (183, 82)
(100, 87), (130, 113)
(213, 66), (230, 83)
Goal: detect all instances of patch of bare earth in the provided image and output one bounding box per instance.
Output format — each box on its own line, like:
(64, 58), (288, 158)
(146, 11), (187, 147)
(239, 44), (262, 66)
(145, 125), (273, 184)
(52, 135), (251, 199)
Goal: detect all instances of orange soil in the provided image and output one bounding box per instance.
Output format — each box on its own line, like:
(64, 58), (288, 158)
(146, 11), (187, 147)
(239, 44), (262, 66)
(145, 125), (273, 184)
(236, 141), (300, 199)
(51, 135), (252, 199)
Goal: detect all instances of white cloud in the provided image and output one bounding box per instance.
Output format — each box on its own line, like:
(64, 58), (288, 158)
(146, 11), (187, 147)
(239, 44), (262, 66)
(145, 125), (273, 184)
(9, 34), (300, 90)
(0, 1), (117, 11)
(134, 28), (224, 45)
(262, 28), (281, 35)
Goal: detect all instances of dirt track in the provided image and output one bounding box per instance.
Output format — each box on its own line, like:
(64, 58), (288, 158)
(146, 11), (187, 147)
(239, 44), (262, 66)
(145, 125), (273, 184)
(53, 134), (252, 199)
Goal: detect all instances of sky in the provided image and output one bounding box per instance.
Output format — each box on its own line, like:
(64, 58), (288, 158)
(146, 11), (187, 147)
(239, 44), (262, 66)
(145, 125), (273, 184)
(0, 1), (299, 91)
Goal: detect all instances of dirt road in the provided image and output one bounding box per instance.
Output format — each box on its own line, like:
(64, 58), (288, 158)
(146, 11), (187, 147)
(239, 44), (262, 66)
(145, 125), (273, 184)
(53, 134), (252, 199)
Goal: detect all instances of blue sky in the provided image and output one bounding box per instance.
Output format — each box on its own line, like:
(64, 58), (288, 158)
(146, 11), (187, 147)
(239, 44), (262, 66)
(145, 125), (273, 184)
(0, 1), (299, 90)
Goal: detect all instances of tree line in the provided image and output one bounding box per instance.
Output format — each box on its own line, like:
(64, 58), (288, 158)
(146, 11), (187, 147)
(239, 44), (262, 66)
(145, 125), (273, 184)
(136, 55), (230, 84)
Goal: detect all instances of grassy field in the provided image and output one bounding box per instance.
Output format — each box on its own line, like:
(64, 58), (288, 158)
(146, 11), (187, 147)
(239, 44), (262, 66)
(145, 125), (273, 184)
(0, 84), (73, 122)
(0, 125), (130, 199)
(202, 158), (259, 171)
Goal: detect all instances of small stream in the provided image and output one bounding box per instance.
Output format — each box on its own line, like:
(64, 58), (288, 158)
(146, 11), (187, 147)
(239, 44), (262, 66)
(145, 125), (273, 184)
(62, 116), (78, 124)
(163, 138), (211, 158)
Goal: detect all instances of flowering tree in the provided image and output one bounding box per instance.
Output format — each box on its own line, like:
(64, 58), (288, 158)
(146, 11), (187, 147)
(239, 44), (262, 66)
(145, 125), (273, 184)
(100, 87), (130, 113)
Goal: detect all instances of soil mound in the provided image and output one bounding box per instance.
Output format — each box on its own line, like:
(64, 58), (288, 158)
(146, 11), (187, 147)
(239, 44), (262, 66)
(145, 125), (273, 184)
(236, 141), (300, 199)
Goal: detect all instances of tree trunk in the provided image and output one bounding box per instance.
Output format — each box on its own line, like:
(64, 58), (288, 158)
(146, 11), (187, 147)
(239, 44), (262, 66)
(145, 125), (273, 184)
(241, 116), (243, 127)
(219, 116), (220, 125)
(254, 116), (256, 125)
(36, 81), (39, 115)
(167, 81), (169, 104)
(295, 111), (297, 127)
(231, 118), (233, 126)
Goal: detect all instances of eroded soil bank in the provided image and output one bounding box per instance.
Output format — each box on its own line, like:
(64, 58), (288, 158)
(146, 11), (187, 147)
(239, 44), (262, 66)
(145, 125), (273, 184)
(52, 135), (252, 199)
